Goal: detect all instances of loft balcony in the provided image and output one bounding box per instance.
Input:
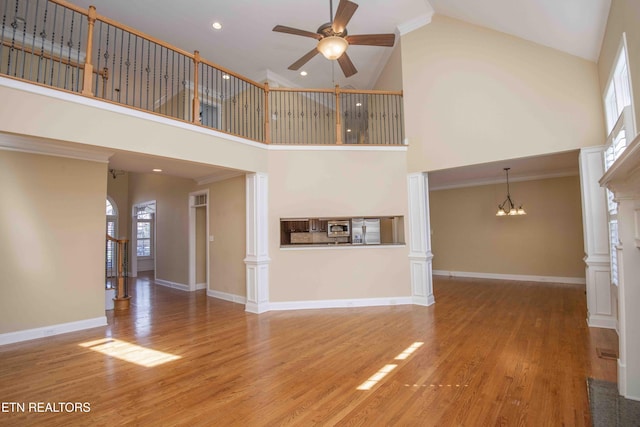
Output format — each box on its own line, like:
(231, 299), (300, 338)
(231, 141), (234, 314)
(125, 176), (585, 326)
(0, 0), (404, 147)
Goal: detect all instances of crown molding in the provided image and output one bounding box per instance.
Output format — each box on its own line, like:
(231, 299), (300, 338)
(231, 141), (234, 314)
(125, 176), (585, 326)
(397, 10), (434, 36)
(429, 168), (580, 191)
(0, 132), (113, 163)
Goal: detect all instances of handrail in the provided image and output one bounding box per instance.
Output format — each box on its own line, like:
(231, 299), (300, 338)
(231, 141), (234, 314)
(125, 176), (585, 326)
(269, 86), (403, 96)
(2, 0), (405, 146)
(199, 56), (265, 90)
(106, 234), (128, 244)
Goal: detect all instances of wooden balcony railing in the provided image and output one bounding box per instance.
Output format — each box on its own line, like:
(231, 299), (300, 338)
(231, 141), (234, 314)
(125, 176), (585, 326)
(0, 0), (404, 145)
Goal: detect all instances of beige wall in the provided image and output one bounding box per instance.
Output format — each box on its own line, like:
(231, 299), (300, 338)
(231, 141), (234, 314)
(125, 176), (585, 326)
(401, 15), (605, 173)
(268, 149), (410, 301)
(374, 41), (403, 91)
(128, 173), (195, 285)
(0, 83), (268, 174)
(107, 171), (130, 240)
(430, 175), (585, 278)
(598, 0), (640, 132)
(201, 175), (246, 296)
(0, 150), (107, 333)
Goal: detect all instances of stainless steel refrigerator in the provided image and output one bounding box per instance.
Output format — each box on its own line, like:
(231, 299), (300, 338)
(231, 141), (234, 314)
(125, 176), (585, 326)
(351, 218), (380, 245)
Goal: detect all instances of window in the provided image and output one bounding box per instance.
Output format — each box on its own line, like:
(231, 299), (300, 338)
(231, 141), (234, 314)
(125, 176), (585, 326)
(134, 203), (155, 258)
(602, 34), (635, 288)
(106, 198), (118, 273)
(604, 40), (632, 135)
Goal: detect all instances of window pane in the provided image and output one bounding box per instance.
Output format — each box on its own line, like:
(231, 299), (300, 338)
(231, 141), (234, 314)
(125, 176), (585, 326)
(137, 222), (151, 239)
(106, 200), (114, 215)
(137, 239), (151, 257)
(605, 86), (618, 134)
(107, 220), (116, 238)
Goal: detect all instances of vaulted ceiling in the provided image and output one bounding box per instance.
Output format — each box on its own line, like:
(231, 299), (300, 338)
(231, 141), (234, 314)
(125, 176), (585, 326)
(66, 0), (611, 90)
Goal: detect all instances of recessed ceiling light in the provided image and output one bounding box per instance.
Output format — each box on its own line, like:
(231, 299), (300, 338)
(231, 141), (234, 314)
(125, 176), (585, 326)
(222, 74), (230, 80)
(152, 168), (163, 172)
(300, 71), (308, 76)
(212, 22), (222, 30)
(355, 102), (362, 107)
(346, 129), (352, 133)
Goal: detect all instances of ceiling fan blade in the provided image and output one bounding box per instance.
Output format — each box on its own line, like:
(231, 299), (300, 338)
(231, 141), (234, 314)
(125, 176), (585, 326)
(273, 25), (322, 40)
(337, 51), (357, 78)
(346, 33), (396, 47)
(332, 0), (359, 34)
(288, 48), (320, 70)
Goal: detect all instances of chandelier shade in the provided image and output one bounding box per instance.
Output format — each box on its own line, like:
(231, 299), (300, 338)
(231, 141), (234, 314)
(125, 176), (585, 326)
(317, 36), (349, 60)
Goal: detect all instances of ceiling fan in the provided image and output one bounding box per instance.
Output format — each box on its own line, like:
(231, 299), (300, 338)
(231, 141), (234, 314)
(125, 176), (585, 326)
(272, 0), (396, 78)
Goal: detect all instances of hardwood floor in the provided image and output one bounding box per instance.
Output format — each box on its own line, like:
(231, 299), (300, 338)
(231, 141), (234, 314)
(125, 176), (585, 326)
(0, 275), (617, 426)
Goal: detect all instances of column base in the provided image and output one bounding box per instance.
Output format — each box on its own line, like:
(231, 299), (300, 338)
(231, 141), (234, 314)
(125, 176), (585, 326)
(113, 296), (131, 311)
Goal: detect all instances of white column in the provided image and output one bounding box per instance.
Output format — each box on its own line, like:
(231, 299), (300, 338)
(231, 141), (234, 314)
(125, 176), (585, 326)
(614, 198), (640, 399)
(578, 147), (615, 328)
(244, 173), (270, 314)
(407, 172), (435, 306)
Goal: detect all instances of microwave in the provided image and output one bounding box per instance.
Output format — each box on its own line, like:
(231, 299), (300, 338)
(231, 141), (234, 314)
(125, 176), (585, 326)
(327, 220), (350, 237)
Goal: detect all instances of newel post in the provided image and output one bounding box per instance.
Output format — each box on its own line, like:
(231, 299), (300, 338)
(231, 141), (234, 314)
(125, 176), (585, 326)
(264, 83), (271, 144)
(81, 6), (97, 96)
(335, 84), (343, 144)
(192, 50), (201, 123)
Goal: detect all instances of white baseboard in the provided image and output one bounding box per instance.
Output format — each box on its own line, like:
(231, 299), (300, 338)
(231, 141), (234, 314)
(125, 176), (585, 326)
(207, 289), (247, 305)
(587, 314), (618, 330)
(195, 282), (207, 291)
(155, 279), (189, 292)
(0, 317), (107, 346)
(269, 296), (413, 311)
(433, 270), (586, 285)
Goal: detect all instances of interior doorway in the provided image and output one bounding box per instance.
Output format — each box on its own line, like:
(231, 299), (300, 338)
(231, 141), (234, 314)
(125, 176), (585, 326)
(106, 197), (119, 280)
(131, 200), (156, 278)
(189, 190), (209, 291)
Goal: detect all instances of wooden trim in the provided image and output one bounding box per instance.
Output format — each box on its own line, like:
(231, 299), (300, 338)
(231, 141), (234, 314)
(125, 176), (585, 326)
(0, 40), (105, 78)
(47, 0), (90, 15)
(341, 88), (403, 96)
(269, 87), (335, 93)
(198, 57), (265, 89)
(269, 88), (402, 96)
(81, 6), (97, 96)
(106, 234), (129, 244)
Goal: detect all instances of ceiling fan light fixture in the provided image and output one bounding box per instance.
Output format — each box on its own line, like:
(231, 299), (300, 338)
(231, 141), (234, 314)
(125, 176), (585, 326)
(317, 36), (348, 60)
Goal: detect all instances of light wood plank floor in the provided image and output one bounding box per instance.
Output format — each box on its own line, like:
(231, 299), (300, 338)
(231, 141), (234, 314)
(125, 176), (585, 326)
(0, 275), (617, 426)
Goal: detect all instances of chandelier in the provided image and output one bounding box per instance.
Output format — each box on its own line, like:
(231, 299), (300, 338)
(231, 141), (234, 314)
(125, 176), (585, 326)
(496, 167), (526, 216)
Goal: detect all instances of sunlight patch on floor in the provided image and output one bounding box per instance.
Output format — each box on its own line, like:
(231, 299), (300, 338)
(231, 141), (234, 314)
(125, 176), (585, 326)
(395, 341), (423, 360)
(357, 364), (398, 391)
(79, 338), (181, 367)
(357, 341), (425, 391)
